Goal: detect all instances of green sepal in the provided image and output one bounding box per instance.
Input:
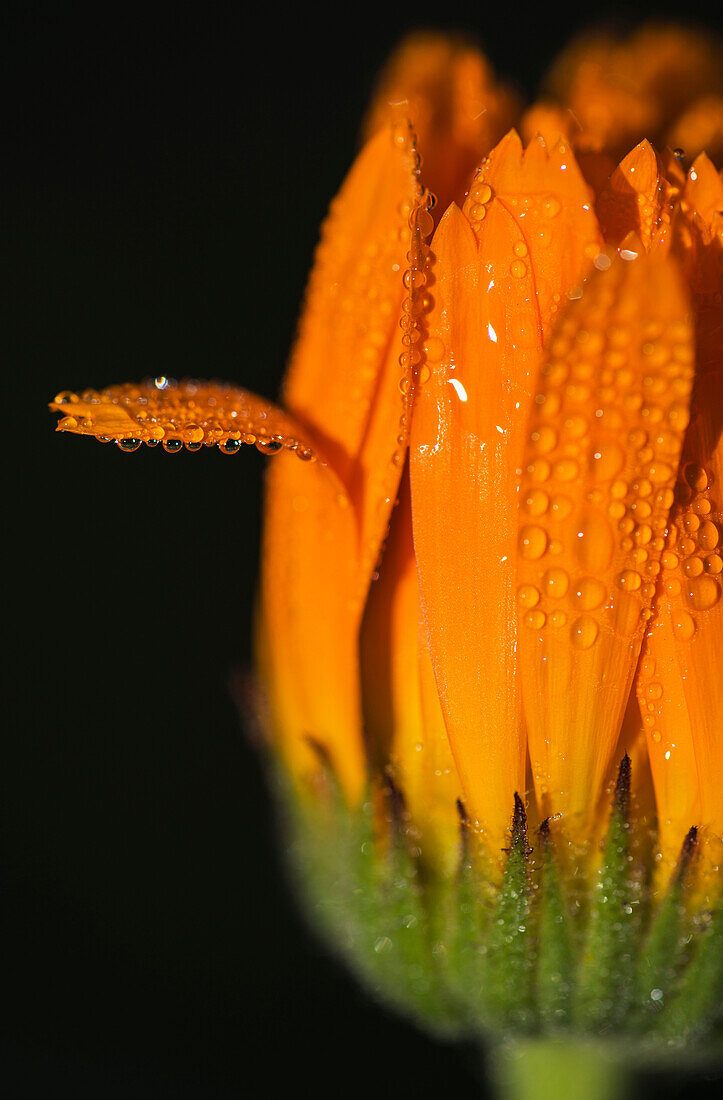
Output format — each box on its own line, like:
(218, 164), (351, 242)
(631, 827), (698, 1029)
(573, 755), (640, 1029)
(655, 886), (723, 1046)
(480, 793), (536, 1032)
(536, 819), (575, 1029)
(445, 799), (492, 1024)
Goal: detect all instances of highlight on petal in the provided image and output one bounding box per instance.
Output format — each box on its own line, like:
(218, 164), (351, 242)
(259, 122), (432, 804)
(361, 473), (461, 876)
(362, 32), (519, 214)
(50, 379), (319, 458)
(515, 251), (694, 830)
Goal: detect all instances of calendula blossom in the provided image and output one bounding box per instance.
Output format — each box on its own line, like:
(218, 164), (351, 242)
(51, 24), (722, 1100)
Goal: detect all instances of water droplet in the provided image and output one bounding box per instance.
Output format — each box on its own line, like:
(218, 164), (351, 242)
(513, 240), (528, 258)
(219, 438), (242, 454)
(553, 457), (579, 482)
(57, 415), (78, 431)
(617, 570), (642, 592)
(683, 556), (703, 578)
(685, 575), (720, 611)
(524, 609), (546, 630)
(704, 553), (722, 575)
(684, 464), (708, 491)
(543, 567), (569, 599)
(519, 525), (548, 560)
(698, 521), (719, 550)
(469, 181), (492, 206)
(531, 426), (557, 454)
(571, 577), (606, 610)
(672, 610), (696, 640)
(651, 730), (662, 744)
(517, 584), (540, 609)
(185, 440), (204, 451)
(570, 615), (599, 649)
(523, 489), (549, 516)
(549, 610), (567, 628)
(117, 438), (142, 452)
(550, 495), (573, 520)
(543, 196), (561, 218)
(256, 438), (283, 455)
(162, 439), (183, 453)
(510, 259), (527, 278)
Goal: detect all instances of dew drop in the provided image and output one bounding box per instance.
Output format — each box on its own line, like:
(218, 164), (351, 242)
(685, 575), (720, 611)
(219, 438), (242, 454)
(543, 195), (561, 218)
(256, 438), (284, 455)
(617, 570), (642, 592)
(698, 521), (719, 551)
(510, 260), (527, 278)
(571, 577), (606, 610)
(554, 458), (579, 482)
(704, 553), (723, 575)
(523, 489), (549, 516)
(570, 615), (599, 649)
(550, 495), (573, 520)
(517, 584), (540, 609)
(162, 439), (183, 453)
(684, 464), (708, 492)
(117, 438), (142, 452)
(672, 610), (696, 640)
(543, 567), (569, 599)
(519, 525), (548, 560)
(524, 609), (546, 630)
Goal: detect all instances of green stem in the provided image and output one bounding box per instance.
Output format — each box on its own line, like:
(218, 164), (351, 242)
(490, 1039), (630, 1100)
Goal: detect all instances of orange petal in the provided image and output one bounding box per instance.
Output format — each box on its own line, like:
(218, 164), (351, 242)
(636, 608), (701, 867)
(50, 378), (319, 456)
(596, 141), (675, 251)
(259, 123), (431, 804)
(464, 130), (602, 338)
(281, 121), (431, 603)
(682, 153), (723, 228)
(516, 252), (694, 829)
(409, 200), (537, 857)
(361, 472), (461, 875)
(410, 134), (600, 856)
(258, 452), (364, 802)
(362, 32), (519, 214)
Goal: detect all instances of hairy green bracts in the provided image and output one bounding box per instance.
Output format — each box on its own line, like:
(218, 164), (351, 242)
(280, 754), (722, 1095)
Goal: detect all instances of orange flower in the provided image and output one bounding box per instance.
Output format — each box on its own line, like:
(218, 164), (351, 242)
(51, 27), (723, 883)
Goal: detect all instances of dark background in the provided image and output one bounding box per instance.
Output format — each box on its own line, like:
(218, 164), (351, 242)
(6, 2), (722, 1096)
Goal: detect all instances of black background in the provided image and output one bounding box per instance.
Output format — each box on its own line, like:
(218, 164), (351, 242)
(6, 1), (722, 1096)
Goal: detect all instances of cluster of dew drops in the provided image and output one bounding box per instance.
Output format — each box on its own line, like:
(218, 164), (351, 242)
(53, 377), (315, 460)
